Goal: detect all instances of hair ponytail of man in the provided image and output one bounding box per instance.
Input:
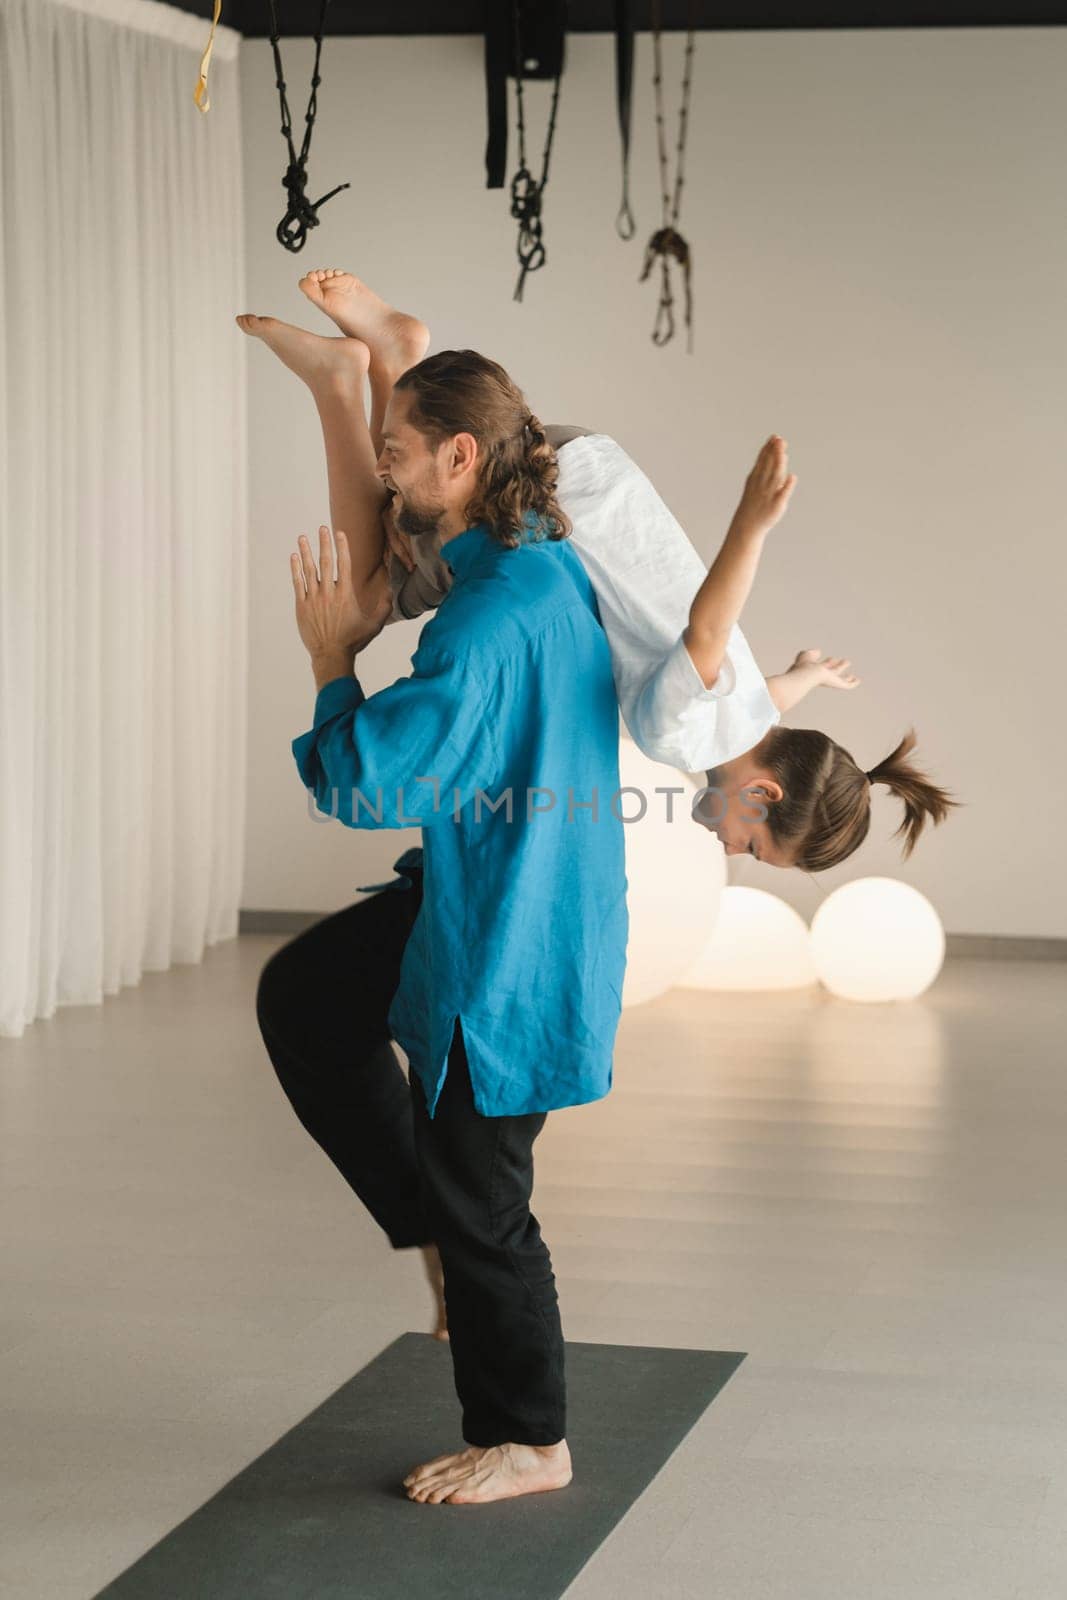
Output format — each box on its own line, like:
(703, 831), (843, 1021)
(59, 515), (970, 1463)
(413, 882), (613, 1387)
(394, 349), (571, 548)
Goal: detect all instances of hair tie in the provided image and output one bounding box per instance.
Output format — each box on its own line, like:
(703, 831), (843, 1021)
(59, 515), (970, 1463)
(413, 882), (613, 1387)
(865, 769), (876, 785)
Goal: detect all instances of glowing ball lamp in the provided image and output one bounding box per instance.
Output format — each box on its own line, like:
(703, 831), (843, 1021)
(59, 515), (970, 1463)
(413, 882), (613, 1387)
(617, 737), (726, 1007)
(678, 886), (818, 991)
(810, 876), (945, 1001)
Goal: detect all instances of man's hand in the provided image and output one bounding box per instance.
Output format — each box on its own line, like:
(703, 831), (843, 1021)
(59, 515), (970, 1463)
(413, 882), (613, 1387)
(290, 525), (392, 675)
(791, 647), (861, 691)
(730, 435), (798, 540)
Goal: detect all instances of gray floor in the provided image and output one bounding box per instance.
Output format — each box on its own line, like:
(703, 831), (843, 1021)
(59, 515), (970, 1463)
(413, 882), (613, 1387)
(2, 938), (1065, 1600)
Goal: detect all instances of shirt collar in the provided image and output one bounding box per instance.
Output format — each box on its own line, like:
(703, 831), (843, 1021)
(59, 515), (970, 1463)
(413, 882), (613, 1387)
(438, 521), (492, 580)
(439, 512), (545, 580)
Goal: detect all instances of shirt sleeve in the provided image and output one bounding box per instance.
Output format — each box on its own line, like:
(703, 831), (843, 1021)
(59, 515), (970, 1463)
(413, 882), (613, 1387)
(292, 642), (505, 829)
(626, 628), (782, 772)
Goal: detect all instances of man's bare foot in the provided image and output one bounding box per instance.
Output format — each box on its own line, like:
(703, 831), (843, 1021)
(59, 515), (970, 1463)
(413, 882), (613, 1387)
(234, 314), (370, 395)
(403, 1439), (572, 1506)
(298, 269), (429, 378)
(419, 1243), (449, 1342)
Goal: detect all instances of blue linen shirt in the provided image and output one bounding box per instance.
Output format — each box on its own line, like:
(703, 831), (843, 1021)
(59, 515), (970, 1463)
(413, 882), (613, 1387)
(291, 518), (629, 1120)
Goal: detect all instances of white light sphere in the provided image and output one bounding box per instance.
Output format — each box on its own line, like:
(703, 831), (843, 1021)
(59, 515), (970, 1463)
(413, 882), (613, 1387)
(810, 876), (945, 1001)
(617, 737), (725, 1007)
(678, 886), (818, 991)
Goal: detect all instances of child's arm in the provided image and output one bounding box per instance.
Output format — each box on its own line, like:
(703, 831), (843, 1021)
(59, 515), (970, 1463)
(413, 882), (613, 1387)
(684, 525), (769, 688)
(682, 436), (797, 688)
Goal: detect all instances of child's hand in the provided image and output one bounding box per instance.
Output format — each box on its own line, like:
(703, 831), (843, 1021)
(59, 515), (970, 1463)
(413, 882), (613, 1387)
(731, 436), (798, 538)
(792, 648), (861, 691)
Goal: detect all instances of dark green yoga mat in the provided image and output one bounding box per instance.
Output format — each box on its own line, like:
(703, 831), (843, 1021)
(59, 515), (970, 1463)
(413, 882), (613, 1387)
(92, 1332), (746, 1600)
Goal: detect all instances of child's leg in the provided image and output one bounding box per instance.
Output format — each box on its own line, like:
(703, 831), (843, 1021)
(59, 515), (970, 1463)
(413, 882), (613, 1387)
(235, 314), (389, 597)
(295, 271), (599, 457)
(367, 355), (399, 463)
(297, 270), (430, 457)
(313, 377), (390, 592)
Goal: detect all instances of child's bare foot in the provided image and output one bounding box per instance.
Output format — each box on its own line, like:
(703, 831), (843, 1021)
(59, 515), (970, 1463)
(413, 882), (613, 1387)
(234, 314), (369, 395)
(419, 1242), (449, 1342)
(298, 269), (429, 379)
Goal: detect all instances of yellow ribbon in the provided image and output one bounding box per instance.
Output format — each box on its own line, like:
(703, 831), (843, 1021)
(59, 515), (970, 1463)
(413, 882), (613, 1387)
(193, 0), (224, 114)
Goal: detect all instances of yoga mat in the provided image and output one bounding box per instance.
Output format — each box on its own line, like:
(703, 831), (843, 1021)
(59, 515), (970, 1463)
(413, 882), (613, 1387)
(91, 1333), (746, 1600)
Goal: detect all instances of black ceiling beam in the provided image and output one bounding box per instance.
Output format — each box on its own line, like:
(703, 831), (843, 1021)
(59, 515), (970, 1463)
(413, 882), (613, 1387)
(169, 1), (1066, 35)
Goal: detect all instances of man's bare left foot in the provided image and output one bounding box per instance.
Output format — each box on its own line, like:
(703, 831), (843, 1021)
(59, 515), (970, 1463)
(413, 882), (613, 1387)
(298, 268), (429, 379)
(403, 1439), (573, 1505)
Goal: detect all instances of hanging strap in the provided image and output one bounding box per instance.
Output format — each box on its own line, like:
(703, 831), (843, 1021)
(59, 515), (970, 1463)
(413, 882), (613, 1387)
(614, 0), (636, 239)
(484, 0), (511, 189)
(193, 0), (224, 114)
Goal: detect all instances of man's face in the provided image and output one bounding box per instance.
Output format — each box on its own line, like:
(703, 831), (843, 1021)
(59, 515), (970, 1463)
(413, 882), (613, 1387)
(376, 391), (449, 540)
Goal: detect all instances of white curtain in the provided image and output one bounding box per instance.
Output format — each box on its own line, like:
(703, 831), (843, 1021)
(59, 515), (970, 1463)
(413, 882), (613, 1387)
(0, 0), (247, 1037)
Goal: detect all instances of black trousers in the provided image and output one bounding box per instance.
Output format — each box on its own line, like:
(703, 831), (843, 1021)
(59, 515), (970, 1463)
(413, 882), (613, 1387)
(254, 858), (566, 1448)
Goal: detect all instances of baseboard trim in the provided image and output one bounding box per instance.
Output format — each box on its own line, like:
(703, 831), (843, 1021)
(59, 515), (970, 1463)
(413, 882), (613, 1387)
(238, 910), (1066, 960)
(240, 909), (328, 935)
(944, 933), (1066, 961)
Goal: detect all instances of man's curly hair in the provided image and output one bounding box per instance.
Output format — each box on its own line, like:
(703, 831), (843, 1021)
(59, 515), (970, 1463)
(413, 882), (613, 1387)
(393, 349), (571, 547)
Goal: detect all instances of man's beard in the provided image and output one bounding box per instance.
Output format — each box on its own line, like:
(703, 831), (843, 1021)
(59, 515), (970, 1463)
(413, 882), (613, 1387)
(393, 491), (446, 540)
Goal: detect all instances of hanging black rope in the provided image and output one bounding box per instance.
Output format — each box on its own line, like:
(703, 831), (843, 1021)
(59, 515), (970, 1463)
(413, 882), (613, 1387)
(508, 1), (567, 303)
(614, 0), (636, 240)
(638, 0), (696, 351)
(266, 0), (349, 253)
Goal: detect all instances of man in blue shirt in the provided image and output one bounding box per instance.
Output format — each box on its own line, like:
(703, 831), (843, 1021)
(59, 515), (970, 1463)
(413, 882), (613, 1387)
(256, 348), (628, 1509)
(291, 509), (627, 1123)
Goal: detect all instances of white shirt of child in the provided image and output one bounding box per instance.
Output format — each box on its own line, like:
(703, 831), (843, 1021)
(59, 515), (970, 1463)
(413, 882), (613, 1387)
(387, 432), (782, 773)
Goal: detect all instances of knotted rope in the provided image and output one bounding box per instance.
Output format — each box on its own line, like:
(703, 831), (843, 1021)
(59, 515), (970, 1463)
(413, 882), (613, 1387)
(638, 1), (696, 351)
(508, 0), (566, 302)
(266, 0), (349, 253)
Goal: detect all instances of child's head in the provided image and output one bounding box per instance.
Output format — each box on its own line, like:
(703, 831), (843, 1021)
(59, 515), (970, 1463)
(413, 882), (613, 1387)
(694, 726), (962, 875)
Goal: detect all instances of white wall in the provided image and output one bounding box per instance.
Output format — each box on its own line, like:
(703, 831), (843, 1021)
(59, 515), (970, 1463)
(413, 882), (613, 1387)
(239, 28), (1066, 937)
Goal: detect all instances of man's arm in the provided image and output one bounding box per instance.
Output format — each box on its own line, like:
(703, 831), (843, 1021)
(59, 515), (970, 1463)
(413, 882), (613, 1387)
(293, 642), (505, 829)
